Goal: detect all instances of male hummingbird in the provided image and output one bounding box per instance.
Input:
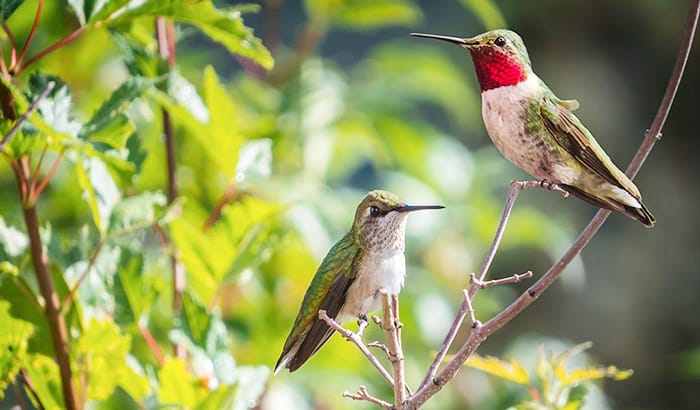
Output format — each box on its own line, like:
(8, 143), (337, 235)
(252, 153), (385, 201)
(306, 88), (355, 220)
(411, 29), (654, 226)
(275, 190), (444, 373)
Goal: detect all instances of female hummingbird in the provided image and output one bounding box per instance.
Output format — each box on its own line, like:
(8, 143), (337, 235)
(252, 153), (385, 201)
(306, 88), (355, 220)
(275, 190), (444, 373)
(411, 29), (654, 226)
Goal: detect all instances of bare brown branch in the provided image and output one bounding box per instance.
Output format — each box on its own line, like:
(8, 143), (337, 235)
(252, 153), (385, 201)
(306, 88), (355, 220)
(343, 386), (394, 409)
(380, 292), (407, 407)
(470, 271), (534, 289)
(318, 310), (396, 388)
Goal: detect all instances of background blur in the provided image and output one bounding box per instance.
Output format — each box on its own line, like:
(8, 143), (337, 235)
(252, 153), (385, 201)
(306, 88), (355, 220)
(0, 0), (698, 409)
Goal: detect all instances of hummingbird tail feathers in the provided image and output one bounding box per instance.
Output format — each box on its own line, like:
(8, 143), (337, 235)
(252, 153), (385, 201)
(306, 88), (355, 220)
(561, 184), (655, 227)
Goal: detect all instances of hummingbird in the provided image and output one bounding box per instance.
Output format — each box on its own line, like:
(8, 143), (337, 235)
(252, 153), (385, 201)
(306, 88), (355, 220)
(411, 29), (654, 226)
(275, 190), (444, 373)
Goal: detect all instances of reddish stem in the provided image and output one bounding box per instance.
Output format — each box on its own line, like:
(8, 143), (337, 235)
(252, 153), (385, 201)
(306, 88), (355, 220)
(139, 324), (165, 366)
(15, 0), (43, 70)
(22, 204), (79, 410)
(202, 182), (237, 231)
(20, 26), (86, 73)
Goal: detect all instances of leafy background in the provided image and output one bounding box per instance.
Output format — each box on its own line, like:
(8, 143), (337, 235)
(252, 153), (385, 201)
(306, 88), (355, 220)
(0, 0), (698, 409)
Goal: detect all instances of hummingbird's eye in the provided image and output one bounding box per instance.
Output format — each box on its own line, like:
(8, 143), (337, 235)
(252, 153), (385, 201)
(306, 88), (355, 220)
(369, 206), (381, 217)
(494, 36), (506, 47)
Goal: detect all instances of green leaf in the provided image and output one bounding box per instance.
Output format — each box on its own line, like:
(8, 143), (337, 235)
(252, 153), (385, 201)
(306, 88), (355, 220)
(0, 274), (51, 356)
(23, 354), (63, 410)
(464, 354), (530, 385)
(113, 249), (152, 324)
(76, 319), (149, 400)
(74, 153), (121, 236)
(158, 358), (206, 408)
(89, 0), (133, 23)
(30, 74), (82, 137)
(235, 138), (272, 183)
(458, 0), (507, 29)
(149, 66), (245, 179)
(79, 76), (155, 145)
(0, 0), (22, 22)
(109, 0), (273, 69)
(171, 197), (282, 303)
(0, 300), (34, 397)
(107, 191), (167, 236)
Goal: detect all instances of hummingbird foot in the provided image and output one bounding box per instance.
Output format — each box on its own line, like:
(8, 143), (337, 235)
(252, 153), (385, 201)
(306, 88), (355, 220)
(357, 315), (369, 337)
(538, 179), (570, 198)
(510, 179), (569, 198)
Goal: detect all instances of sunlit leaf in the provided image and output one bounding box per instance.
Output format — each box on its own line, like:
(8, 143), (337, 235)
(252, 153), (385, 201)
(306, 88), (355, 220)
(89, 0), (132, 23)
(109, 0), (273, 69)
(560, 365), (634, 385)
(0, 301), (34, 397)
(79, 76), (155, 145)
(23, 354), (63, 410)
(74, 153), (121, 236)
(464, 354), (530, 385)
(76, 319), (149, 400)
(149, 66), (245, 179)
(158, 358), (206, 408)
(106, 191), (167, 235)
(235, 138), (272, 183)
(171, 197), (282, 303)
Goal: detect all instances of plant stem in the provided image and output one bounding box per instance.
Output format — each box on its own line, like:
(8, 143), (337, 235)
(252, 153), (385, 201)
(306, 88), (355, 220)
(20, 26), (86, 74)
(155, 16), (186, 360)
(15, 0), (44, 70)
(22, 205), (79, 410)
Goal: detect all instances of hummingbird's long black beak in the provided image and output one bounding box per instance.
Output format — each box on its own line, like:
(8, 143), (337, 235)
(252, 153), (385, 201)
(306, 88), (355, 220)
(395, 204), (445, 213)
(410, 32), (477, 47)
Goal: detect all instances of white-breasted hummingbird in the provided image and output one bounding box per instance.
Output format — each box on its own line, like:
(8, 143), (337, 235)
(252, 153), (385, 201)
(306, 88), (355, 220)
(275, 190), (444, 373)
(412, 29), (654, 226)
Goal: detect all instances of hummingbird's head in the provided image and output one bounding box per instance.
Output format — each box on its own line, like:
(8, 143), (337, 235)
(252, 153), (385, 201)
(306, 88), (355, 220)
(352, 190), (444, 251)
(411, 29), (532, 92)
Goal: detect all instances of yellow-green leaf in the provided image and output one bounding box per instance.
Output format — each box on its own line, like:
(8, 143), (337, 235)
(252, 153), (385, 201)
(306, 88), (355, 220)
(465, 354), (530, 385)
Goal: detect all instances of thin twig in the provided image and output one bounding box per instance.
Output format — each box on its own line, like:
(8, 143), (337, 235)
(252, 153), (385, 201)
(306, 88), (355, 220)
(407, 2), (698, 407)
(470, 271), (534, 289)
(380, 292), (407, 408)
(202, 181), (237, 231)
(139, 322), (165, 366)
(368, 341), (392, 360)
(0, 81), (56, 152)
(343, 386), (394, 409)
(462, 289), (479, 327)
(61, 238), (105, 314)
(15, 0), (44, 70)
(30, 151), (63, 204)
(318, 310), (396, 388)
(21, 26), (86, 73)
(19, 369), (44, 410)
(418, 180), (563, 392)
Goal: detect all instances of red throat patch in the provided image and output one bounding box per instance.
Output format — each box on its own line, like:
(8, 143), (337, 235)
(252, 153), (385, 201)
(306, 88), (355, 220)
(469, 48), (527, 92)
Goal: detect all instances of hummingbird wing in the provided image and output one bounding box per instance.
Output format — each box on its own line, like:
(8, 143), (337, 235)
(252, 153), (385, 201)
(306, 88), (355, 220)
(275, 232), (361, 372)
(539, 94), (641, 199)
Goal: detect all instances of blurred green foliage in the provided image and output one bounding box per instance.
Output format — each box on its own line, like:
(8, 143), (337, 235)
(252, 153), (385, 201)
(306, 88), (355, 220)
(0, 0), (694, 409)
